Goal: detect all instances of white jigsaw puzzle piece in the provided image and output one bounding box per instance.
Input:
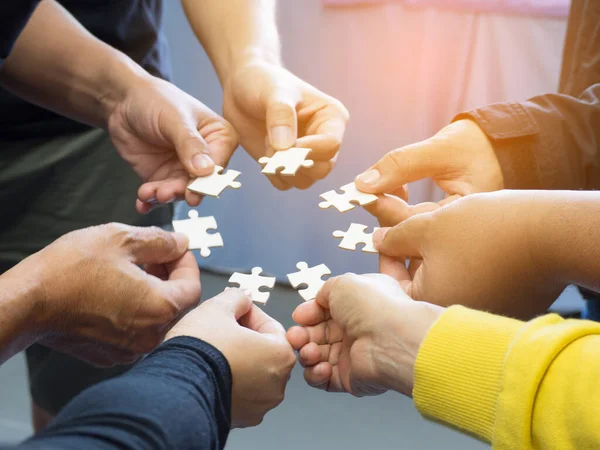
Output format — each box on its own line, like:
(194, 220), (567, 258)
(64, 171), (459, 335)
(319, 182), (378, 212)
(228, 267), (276, 305)
(259, 147), (314, 176)
(287, 262), (331, 302)
(333, 223), (380, 253)
(187, 165), (241, 197)
(172, 210), (224, 258)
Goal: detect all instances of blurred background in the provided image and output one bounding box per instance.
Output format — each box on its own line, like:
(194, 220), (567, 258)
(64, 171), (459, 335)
(0, 0), (579, 449)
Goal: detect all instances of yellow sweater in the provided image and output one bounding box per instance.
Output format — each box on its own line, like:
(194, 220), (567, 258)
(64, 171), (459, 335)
(413, 306), (600, 449)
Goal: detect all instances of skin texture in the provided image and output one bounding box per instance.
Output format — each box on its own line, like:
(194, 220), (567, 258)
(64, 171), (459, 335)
(182, 0), (349, 191)
(0, 224), (201, 366)
(287, 272), (444, 397)
(373, 190), (600, 319)
(166, 289), (296, 428)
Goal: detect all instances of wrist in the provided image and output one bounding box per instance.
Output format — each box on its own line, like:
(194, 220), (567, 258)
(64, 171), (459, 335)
(96, 52), (152, 129)
(0, 256), (47, 362)
(378, 302), (445, 397)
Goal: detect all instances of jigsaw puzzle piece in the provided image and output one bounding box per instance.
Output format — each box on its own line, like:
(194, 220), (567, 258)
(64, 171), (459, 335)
(259, 147), (314, 176)
(187, 165), (241, 197)
(287, 262), (331, 302)
(228, 267), (276, 305)
(319, 182), (378, 212)
(333, 223), (380, 253)
(172, 210), (223, 258)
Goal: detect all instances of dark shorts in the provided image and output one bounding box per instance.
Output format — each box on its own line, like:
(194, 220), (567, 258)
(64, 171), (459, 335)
(0, 128), (172, 415)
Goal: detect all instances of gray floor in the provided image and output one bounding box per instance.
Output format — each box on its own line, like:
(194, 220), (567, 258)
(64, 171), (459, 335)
(5, 272), (584, 449)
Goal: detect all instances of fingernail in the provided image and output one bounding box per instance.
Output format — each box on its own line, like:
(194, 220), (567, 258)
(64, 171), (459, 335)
(271, 126), (294, 149)
(357, 169), (380, 185)
(372, 228), (389, 245)
(173, 232), (189, 250)
(244, 290), (253, 299)
(147, 197), (158, 205)
(192, 153), (214, 171)
(166, 196), (176, 204)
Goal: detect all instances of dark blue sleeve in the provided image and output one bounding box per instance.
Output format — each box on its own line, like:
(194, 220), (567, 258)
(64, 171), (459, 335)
(0, 1), (41, 68)
(8, 337), (232, 450)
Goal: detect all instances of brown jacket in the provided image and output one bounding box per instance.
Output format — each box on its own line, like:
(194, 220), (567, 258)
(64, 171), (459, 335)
(458, 0), (600, 192)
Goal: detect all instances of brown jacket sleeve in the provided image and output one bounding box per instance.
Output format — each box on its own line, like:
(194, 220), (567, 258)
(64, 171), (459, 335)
(455, 83), (600, 191)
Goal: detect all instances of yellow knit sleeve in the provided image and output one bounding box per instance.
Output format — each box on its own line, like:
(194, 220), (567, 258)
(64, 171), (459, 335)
(414, 305), (600, 449)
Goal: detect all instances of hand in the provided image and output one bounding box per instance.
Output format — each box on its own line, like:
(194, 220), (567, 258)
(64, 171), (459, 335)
(287, 273), (443, 397)
(27, 224), (201, 366)
(166, 289), (296, 428)
(222, 59), (349, 190)
(373, 191), (567, 319)
(107, 75), (238, 213)
(355, 119), (504, 226)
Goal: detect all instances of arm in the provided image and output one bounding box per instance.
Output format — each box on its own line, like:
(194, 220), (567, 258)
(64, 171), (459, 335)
(180, 0), (349, 191)
(289, 272), (600, 449)
(0, 257), (41, 364)
(456, 83), (600, 191)
(181, 0), (280, 84)
(13, 337), (232, 450)
(415, 307), (600, 449)
(0, 0), (145, 129)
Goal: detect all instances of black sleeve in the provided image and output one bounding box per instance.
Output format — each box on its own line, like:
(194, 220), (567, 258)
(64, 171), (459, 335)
(7, 337), (232, 450)
(0, 1), (41, 67)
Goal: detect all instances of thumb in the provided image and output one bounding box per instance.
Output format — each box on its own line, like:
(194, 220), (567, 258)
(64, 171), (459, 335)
(355, 138), (450, 194)
(372, 214), (431, 258)
(126, 227), (189, 265)
(165, 117), (215, 177)
(266, 89), (299, 150)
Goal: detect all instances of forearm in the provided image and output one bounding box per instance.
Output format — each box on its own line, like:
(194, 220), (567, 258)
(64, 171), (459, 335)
(181, 0), (281, 84)
(414, 306), (600, 449)
(0, 0), (150, 129)
(0, 256), (43, 364)
(15, 337), (232, 450)
(529, 190), (600, 291)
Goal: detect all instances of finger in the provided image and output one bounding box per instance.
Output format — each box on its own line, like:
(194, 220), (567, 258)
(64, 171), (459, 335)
(303, 362), (333, 390)
(207, 288), (254, 321)
(163, 117), (215, 177)
(363, 195), (411, 227)
(267, 89), (299, 150)
(299, 342), (339, 367)
(124, 226), (189, 265)
(379, 254), (412, 292)
(136, 199), (155, 215)
(372, 213), (432, 258)
(354, 138), (450, 194)
(286, 326), (310, 350)
(298, 160), (333, 181)
(239, 304), (286, 337)
(154, 251), (201, 312)
(292, 321), (343, 346)
(287, 172), (315, 190)
(295, 134), (341, 161)
(291, 300), (330, 326)
(267, 174), (293, 191)
(145, 263), (169, 280)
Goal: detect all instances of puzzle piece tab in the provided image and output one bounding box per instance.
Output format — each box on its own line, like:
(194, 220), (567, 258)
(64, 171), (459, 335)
(228, 267), (276, 305)
(287, 262), (331, 302)
(172, 210), (223, 257)
(333, 223), (380, 253)
(319, 182), (378, 212)
(187, 165), (241, 197)
(259, 147), (314, 176)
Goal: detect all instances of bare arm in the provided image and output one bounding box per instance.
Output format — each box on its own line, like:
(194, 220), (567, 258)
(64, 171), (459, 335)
(181, 0), (281, 84)
(0, 0), (148, 129)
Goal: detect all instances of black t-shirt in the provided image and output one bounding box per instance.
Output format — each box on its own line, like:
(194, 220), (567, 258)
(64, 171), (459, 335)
(0, 1), (40, 68)
(0, 0), (171, 139)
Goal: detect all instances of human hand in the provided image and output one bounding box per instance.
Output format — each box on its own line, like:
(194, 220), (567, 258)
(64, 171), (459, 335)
(287, 273), (443, 397)
(107, 75), (238, 213)
(222, 59), (348, 190)
(373, 191), (567, 319)
(355, 119), (504, 226)
(166, 289), (296, 428)
(28, 224), (201, 366)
